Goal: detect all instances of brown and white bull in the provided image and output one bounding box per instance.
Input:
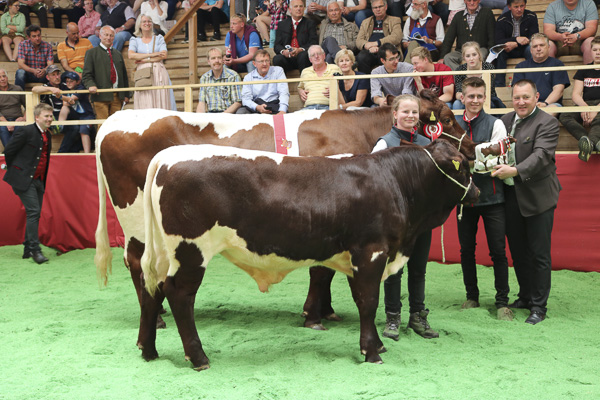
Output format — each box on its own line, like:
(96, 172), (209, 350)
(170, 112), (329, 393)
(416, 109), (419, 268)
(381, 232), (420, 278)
(95, 93), (500, 331)
(138, 140), (479, 370)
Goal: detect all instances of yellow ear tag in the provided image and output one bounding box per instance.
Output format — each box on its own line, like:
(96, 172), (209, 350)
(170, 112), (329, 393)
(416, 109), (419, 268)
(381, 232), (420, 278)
(452, 160), (460, 170)
(429, 111), (436, 122)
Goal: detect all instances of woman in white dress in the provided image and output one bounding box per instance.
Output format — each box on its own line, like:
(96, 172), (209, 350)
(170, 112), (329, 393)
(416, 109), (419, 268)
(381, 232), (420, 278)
(128, 14), (177, 110)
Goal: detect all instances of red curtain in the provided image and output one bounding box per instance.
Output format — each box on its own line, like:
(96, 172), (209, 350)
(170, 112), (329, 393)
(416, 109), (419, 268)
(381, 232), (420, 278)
(0, 154), (597, 271)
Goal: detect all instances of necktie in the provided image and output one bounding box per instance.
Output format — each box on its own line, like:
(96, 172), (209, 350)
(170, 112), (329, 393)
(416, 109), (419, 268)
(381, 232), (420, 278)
(108, 48), (117, 84)
(291, 21), (299, 48)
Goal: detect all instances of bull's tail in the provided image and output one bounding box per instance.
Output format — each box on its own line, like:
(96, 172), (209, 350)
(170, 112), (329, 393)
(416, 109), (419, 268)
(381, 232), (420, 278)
(94, 151), (113, 287)
(140, 155), (160, 297)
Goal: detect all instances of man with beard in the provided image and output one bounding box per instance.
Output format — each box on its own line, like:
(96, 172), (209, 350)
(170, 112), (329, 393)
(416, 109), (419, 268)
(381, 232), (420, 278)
(401, 0), (444, 62)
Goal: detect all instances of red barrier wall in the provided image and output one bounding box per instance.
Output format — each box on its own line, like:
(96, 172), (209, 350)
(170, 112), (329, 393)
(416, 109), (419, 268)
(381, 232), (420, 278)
(0, 154), (597, 272)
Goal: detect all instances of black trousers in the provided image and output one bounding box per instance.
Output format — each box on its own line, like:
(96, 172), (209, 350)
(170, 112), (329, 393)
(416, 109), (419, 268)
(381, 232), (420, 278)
(356, 49), (381, 74)
(504, 186), (555, 314)
(13, 178), (45, 253)
(197, 7), (228, 35)
(52, 7), (85, 29)
(273, 51), (311, 73)
(457, 203), (510, 308)
(384, 230), (432, 314)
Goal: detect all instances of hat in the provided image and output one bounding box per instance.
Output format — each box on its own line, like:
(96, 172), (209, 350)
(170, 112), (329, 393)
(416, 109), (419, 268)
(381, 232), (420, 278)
(46, 64), (61, 75)
(62, 71), (80, 81)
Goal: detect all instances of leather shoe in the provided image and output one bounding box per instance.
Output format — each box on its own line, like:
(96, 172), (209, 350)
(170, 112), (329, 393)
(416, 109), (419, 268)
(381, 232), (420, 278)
(23, 251), (32, 259)
(525, 311), (546, 325)
(509, 298), (530, 309)
(31, 251), (49, 264)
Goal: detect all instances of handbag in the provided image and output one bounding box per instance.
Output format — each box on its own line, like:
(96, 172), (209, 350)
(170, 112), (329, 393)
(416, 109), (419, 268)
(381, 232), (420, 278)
(134, 36), (156, 87)
(55, 0), (73, 9)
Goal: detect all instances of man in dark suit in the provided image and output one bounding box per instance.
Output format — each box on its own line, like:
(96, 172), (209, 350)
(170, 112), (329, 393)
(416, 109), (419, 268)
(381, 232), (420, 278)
(82, 26), (131, 121)
(492, 79), (561, 325)
(2, 103), (55, 264)
(273, 0), (318, 73)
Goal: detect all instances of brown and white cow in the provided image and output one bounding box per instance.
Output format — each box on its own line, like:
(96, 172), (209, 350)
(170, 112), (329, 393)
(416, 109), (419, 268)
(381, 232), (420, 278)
(138, 140), (479, 370)
(95, 94), (497, 332)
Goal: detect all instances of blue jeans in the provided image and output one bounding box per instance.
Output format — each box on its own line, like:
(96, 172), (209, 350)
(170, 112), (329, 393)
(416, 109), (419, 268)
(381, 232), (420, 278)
(355, 9), (373, 28)
(88, 31), (132, 51)
(14, 69), (47, 90)
(480, 0), (506, 9)
(0, 117), (17, 146)
(303, 104), (329, 110)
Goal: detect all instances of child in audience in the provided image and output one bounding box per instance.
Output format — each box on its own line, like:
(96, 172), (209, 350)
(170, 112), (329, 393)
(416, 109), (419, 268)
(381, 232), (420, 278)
(59, 71), (96, 153)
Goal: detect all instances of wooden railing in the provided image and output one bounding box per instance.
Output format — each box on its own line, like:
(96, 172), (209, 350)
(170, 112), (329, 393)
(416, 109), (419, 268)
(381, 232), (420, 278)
(2, 63), (599, 131)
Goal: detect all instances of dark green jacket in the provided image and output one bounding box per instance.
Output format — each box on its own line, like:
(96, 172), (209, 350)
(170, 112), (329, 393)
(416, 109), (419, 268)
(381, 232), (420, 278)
(441, 7), (495, 58)
(82, 45), (131, 102)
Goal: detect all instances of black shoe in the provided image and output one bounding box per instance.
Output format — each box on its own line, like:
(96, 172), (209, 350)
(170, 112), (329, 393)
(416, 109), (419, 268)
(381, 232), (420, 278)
(508, 298), (530, 309)
(32, 251), (49, 264)
(198, 33), (207, 42)
(23, 251), (32, 259)
(262, 39), (269, 47)
(525, 311), (546, 325)
(210, 31), (221, 41)
(578, 136), (593, 162)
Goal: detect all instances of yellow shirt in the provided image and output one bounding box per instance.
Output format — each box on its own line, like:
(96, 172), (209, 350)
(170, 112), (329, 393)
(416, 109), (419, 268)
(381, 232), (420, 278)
(298, 63), (342, 107)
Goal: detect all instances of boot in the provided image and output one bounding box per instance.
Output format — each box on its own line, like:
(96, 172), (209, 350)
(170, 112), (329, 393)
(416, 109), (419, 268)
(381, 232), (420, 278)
(408, 309), (439, 339)
(382, 312), (401, 341)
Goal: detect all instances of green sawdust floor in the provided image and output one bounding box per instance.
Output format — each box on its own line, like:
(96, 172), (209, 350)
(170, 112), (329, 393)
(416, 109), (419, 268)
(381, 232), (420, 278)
(1, 245), (599, 400)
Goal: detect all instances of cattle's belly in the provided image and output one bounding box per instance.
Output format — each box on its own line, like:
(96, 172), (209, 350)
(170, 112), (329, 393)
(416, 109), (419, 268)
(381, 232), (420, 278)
(164, 223), (359, 293)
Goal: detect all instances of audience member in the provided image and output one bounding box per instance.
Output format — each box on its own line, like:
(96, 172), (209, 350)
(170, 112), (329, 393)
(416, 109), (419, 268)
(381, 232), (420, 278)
(78, 0), (101, 38)
(238, 49), (290, 114)
(193, 0), (229, 42)
(133, 0), (169, 35)
(335, 48), (372, 108)
(253, 0), (272, 47)
(494, 0), (538, 87)
(2, 103), (54, 264)
(440, 0), (495, 70)
(197, 47), (242, 113)
(370, 42), (414, 106)
(372, 94), (439, 341)
(88, 0), (136, 51)
(32, 65), (82, 152)
(512, 33), (570, 110)
(129, 14), (176, 110)
(297, 45), (342, 110)
(52, 0), (85, 29)
(453, 41), (503, 109)
(411, 46), (453, 104)
(57, 71), (95, 152)
(15, 25), (54, 90)
(402, 0), (444, 62)
(355, 0), (403, 74)
(319, 1), (359, 64)
(305, 0), (329, 24)
(1, 0), (25, 62)
(259, 0), (288, 48)
(273, 0), (318, 73)
(0, 68), (26, 147)
(57, 22), (93, 77)
(17, 0), (48, 28)
(224, 13), (261, 73)
(455, 77), (511, 319)
(338, 0), (367, 25)
(559, 36), (600, 161)
(543, 0), (598, 64)
(82, 26), (131, 121)
(492, 79), (561, 326)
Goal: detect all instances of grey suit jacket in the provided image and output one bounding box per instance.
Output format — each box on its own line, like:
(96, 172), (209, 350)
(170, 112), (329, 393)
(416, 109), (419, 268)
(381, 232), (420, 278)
(501, 108), (561, 217)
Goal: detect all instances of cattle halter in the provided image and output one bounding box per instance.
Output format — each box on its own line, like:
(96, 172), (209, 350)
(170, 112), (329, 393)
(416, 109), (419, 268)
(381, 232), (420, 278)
(421, 148), (473, 203)
(439, 131), (467, 153)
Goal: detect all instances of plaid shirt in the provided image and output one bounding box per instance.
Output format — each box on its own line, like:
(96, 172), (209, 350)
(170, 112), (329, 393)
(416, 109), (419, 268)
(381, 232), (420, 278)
(464, 6), (481, 31)
(323, 22), (346, 47)
(268, 0), (289, 31)
(17, 39), (54, 69)
(199, 67), (242, 112)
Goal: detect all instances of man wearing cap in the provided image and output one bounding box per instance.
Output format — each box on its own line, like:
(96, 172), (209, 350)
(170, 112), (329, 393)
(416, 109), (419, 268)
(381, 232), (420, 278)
(32, 65), (83, 152)
(2, 103), (55, 264)
(82, 25), (130, 121)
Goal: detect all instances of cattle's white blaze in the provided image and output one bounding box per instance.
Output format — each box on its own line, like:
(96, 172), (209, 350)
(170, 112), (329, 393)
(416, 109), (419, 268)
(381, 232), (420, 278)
(382, 252), (407, 281)
(157, 144), (290, 169)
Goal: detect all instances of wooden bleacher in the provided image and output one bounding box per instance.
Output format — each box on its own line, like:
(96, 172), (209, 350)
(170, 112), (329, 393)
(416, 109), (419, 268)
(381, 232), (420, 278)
(1, 0), (597, 153)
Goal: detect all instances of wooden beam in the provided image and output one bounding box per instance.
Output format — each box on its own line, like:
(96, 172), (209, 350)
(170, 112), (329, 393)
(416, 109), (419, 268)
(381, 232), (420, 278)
(188, 13), (198, 83)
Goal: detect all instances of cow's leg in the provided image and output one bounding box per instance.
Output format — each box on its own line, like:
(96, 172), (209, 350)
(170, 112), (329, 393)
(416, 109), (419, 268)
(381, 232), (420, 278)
(163, 243), (209, 370)
(346, 253), (387, 364)
(138, 281), (165, 361)
(302, 266), (340, 330)
(127, 237), (166, 329)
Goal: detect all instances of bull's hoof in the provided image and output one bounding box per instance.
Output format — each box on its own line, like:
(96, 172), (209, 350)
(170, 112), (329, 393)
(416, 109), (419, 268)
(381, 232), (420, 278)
(193, 364), (211, 371)
(186, 355), (210, 371)
(300, 311), (308, 318)
(306, 323), (328, 331)
(377, 345), (387, 354)
(156, 316), (166, 329)
(141, 347), (159, 361)
(362, 351), (383, 364)
(324, 313), (342, 322)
